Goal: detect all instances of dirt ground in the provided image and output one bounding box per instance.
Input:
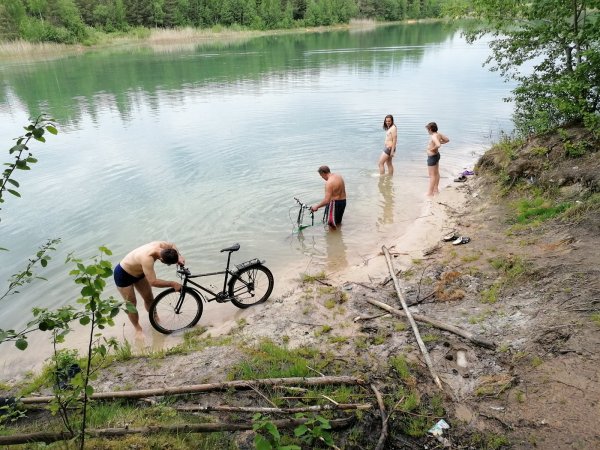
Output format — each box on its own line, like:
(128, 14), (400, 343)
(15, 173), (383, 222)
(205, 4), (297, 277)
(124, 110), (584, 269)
(4, 130), (600, 449)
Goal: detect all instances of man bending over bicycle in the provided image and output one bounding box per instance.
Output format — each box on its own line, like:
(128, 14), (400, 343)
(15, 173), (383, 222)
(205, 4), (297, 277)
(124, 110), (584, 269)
(114, 241), (185, 336)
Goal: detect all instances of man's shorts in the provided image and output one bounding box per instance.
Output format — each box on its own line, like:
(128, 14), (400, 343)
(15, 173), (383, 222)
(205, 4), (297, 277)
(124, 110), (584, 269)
(427, 153), (441, 166)
(324, 199), (346, 228)
(114, 263), (145, 288)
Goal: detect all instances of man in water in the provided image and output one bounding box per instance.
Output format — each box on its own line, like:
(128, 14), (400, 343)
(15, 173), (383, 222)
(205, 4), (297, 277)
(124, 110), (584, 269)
(311, 166), (347, 229)
(114, 241), (185, 334)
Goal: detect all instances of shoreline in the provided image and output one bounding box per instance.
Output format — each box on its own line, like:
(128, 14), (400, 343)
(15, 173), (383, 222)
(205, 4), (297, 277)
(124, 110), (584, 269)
(0, 177), (466, 383)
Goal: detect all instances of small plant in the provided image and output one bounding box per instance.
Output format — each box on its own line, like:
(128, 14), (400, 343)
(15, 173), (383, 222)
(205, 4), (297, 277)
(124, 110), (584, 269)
(530, 356), (543, 368)
(324, 298), (336, 309)
(530, 146), (549, 156)
(591, 313), (600, 327)
(301, 271), (327, 283)
(314, 325), (332, 337)
(513, 196), (572, 224)
(293, 414), (334, 448)
(252, 413), (300, 450)
(389, 355), (413, 383)
(481, 282), (501, 304)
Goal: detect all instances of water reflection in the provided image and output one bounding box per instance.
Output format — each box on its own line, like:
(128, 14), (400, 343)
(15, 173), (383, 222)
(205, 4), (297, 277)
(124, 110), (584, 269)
(324, 228), (348, 273)
(378, 175), (395, 227)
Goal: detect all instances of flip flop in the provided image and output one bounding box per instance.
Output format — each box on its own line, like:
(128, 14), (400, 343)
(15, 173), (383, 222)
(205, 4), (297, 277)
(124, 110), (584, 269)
(443, 231), (458, 242)
(462, 170), (475, 176)
(454, 175), (467, 182)
(452, 236), (471, 245)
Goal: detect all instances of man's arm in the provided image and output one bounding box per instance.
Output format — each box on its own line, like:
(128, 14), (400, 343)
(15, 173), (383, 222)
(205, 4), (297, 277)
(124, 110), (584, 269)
(438, 133), (449, 144)
(141, 256), (181, 291)
(430, 134), (442, 152)
(311, 181), (333, 211)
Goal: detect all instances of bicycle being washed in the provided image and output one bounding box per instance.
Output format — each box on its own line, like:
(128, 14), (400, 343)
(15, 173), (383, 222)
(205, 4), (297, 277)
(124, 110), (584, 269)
(149, 243), (274, 334)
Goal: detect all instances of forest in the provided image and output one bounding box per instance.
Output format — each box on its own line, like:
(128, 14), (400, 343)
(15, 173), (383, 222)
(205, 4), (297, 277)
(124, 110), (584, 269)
(0, 0), (447, 44)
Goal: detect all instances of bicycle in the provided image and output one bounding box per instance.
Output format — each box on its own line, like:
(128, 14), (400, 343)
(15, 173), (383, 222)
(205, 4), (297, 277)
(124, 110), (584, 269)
(149, 243), (274, 334)
(291, 197), (316, 233)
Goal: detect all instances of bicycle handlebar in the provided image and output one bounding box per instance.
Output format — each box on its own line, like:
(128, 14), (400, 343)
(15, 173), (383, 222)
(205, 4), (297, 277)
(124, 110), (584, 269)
(294, 197), (313, 210)
(177, 266), (192, 277)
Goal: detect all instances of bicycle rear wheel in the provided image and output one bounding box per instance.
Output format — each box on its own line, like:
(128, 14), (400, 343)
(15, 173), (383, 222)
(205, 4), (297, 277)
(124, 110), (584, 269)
(149, 287), (203, 334)
(229, 264), (274, 308)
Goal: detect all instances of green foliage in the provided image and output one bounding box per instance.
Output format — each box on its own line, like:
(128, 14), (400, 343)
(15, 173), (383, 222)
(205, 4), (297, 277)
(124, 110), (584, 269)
(463, 0), (600, 135)
(293, 414), (334, 447)
(6, 0), (448, 43)
(1, 114), (57, 220)
(1, 238), (61, 302)
(228, 339), (320, 379)
(252, 413), (301, 450)
(513, 197), (572, 224)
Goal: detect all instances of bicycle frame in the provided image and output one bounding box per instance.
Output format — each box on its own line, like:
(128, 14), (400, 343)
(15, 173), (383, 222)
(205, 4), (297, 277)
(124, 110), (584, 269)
(293, 197), (314, 232)
(178, 248), (237, 302)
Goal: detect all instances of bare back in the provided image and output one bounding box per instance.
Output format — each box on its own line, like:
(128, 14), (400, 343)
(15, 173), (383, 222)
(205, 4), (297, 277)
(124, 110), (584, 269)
(120, 241), (174, 277)
(326, 173), (347, 201)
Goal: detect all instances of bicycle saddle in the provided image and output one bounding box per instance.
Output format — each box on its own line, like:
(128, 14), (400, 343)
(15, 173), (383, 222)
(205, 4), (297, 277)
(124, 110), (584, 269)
(220, 243), (240, 253)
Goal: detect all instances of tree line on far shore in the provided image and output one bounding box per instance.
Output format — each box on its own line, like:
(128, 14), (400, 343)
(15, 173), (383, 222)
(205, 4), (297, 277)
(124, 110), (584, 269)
(0, 0), (447, 44)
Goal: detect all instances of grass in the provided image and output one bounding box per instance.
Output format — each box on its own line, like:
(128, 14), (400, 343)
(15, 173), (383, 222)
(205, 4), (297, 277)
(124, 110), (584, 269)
(591, 313), (600, 327)
(301, 271), (327, 283)
(481, 282), (501, 304)
(227, 339), (322, 380)
(512, 196), (572, 224)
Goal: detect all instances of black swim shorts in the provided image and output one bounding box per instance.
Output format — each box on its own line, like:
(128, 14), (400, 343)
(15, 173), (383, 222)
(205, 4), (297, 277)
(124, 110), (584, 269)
(383, 146), (392, 156)
(324, 199), (346, 228)
(427, 153), (441, 166)
(113, 263), (145, 287)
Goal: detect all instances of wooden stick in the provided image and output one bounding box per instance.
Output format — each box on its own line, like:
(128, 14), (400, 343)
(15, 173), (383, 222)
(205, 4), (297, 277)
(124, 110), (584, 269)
(365, 297), (496, 350)
(371, 384), (388, 450)
(175, 403), (372, 413)
(382, 246), (443, 390)
(0, 416), (355, 445)
(20, 376), (364, 404)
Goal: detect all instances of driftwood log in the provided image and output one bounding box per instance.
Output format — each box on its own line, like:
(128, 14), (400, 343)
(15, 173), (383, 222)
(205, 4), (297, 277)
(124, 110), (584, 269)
(175, 403), (372, 413)
(366, 298), (496, 350)
(0, 416), (355, 445)
(382, 246), (443, 390)
(20, 376), (364, 405)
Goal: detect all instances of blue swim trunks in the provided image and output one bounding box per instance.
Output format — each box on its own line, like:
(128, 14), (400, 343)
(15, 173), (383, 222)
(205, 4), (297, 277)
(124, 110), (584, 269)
(427, 153), (441, 166)
(114, 263), (145, 288)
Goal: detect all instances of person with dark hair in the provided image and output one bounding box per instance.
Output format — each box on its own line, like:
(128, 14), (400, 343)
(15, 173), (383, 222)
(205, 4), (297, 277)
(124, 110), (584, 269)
(114, 241), (185, 334)
(379, 114), (397, 175)
(425, 122), (449, 198)
(311, 166), (347, 229)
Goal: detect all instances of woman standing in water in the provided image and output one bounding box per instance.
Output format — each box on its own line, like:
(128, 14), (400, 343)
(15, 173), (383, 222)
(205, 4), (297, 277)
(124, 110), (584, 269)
(379, 114), (397, 175)
(425, 121), (449, 198)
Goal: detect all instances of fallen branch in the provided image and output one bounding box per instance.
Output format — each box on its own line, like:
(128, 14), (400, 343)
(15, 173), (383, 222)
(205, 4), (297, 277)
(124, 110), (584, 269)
(371, 384), (388, 450)
(20, 376), (364, 405)
(382, 246), (443, 390)
(175, 403), (372, 414)
(366, 298), (496, 350)
(0, 416), (355, 445)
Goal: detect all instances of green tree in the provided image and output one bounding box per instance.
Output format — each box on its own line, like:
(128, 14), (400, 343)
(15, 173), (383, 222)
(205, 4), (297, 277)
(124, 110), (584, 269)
(464, 0), (600, 135)
(0, 0), (26, 40)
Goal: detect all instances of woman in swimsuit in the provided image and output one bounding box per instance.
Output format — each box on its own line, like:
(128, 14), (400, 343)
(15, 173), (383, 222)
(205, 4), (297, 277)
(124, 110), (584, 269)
(425, 122), (450, 198)
(379, 114), (397, 176)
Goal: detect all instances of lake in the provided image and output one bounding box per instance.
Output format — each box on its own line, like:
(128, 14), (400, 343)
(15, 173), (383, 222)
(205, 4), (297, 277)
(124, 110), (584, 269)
(0, 22), (514, 378)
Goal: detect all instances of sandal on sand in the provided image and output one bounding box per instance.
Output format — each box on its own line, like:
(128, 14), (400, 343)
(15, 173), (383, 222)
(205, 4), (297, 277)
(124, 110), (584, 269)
(443, 231), (459, 242)
(452, 236), (471, 245)
(454, 175), (467, 182)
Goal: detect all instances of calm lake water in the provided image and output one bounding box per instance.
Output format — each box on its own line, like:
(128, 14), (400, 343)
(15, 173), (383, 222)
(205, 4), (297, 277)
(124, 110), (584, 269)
(0, 22), (514, 377)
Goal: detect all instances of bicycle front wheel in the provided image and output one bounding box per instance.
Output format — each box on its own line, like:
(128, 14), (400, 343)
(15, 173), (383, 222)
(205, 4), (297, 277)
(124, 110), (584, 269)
(149, 287), (203, 334)
(229, 264), (274, 308)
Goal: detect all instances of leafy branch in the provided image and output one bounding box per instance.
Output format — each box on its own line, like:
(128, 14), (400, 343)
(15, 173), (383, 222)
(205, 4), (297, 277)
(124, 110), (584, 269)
(1, 113), (58, 219)
(0, 238), (61, 302)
